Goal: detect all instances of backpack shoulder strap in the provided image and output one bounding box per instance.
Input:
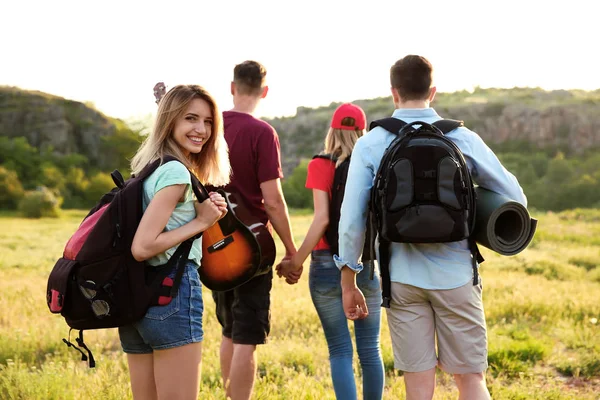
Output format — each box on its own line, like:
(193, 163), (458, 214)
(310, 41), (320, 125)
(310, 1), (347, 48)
(432, 119), (464, 134)
(187, 170), (209, 202)
(312, 153), (337, 162)
(135, 156), (180, 181)
(369, 118), (406, 134)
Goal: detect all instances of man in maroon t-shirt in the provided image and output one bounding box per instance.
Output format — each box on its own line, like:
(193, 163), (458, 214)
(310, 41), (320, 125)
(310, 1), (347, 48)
(213, 60), (298, 400)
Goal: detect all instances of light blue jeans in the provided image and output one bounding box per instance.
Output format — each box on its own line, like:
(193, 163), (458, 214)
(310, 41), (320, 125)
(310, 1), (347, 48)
(309, 250), (384, 400)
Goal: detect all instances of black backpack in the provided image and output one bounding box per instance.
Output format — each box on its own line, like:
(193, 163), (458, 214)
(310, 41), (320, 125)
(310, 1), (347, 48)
(312, 154), (372, 262)
(369, 119), (483, 307)
(46, 156), (208, 367)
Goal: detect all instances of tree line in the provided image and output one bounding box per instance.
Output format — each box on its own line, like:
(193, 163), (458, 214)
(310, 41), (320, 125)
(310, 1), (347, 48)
(282, 147), (600, 211)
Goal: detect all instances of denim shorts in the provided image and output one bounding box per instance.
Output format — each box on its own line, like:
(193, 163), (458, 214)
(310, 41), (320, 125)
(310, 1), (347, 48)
(119, 261), (204, 354)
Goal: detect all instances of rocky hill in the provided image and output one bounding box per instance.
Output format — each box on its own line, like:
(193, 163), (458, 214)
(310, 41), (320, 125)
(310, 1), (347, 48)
(266, 88), (600, 175)
(2, 86), (599, 177)
(0, 86), (124, 169)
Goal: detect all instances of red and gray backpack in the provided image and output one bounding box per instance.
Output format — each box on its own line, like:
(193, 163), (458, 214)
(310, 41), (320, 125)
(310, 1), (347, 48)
(46, 156), (207, 367)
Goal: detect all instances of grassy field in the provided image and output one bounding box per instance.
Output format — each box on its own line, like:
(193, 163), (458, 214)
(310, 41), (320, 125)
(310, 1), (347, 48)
(0, 209), (599, 399)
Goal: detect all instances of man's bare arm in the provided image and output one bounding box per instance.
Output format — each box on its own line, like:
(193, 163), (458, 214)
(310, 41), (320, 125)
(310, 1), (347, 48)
(260, 178), (297, 257)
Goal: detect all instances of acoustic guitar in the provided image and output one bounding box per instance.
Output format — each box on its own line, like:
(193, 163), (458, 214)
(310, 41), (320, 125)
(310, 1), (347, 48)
(153, 82), (276, 291)
(199, 189), (276, 291)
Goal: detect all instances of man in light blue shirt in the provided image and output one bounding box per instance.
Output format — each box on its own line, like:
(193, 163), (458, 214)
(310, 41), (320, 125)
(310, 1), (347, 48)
(335, 55), (526, 400)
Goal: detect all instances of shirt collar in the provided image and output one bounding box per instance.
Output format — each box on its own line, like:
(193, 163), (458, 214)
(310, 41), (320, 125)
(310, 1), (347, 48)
(391, 108), (441, 119)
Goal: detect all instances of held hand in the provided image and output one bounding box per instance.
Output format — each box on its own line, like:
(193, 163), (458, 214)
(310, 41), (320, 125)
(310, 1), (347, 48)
(208, 191), (228, 219)
(276, 258), (303, 284)
(194, 198), (223, 228)
(342, 286), (369, 320)
(285, 264), (303, 284)
(275, 253), (294, 278)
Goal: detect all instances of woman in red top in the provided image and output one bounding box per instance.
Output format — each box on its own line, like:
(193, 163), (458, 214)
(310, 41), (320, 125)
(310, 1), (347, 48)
(277, 104), (384, 400)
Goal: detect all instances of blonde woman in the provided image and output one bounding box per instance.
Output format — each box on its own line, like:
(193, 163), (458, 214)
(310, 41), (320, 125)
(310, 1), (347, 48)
(277, 104), (384, 400)
(119, 84), (230, 400)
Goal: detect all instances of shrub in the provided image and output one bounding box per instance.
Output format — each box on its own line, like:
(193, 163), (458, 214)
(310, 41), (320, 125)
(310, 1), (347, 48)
(62, 167), (91, 209)
(488, 327), (550, 377)
(18, 187), (62, 218)
(282, 159), (312, 209)
(40, 164), (66, 193)
(589, 268), (600, 283)
(569, 256), (598, 271)
(84, 173), (116, 204)
(0, 166), (24, 209)
(523, 260), (584, 281)
(555, 352), (600, 378)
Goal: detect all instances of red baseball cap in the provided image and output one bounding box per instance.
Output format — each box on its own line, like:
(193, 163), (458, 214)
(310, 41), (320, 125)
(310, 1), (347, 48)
(330, 103), (366, 131)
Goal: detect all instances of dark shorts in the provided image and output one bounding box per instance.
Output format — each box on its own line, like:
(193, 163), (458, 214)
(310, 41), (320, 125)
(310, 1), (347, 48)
(212, 270), (272, 345)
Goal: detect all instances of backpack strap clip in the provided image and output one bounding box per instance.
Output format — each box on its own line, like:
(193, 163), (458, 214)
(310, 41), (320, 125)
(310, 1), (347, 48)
(75, 330), (96, 368)
(111, 170), (125, 189)
(62, 328), (95, 368)
(468, 239), (484, 285)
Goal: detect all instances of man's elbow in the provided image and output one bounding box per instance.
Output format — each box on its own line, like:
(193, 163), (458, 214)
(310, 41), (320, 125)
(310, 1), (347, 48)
(264, 197), (286, 213)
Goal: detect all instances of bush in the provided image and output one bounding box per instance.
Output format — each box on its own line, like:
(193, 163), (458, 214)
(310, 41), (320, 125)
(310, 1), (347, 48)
(488, 327), (550, 377)
(18, 187), (62, 218)
(282, 159), (313, 209)
(0, 166), (25, 209)
(523, 259), (584, 281)
(85, 173), (115, 204)
(40, 164), (66, 192)
(555, 352), (600, 378)
(0, 137), (40, 185)
(62, 167), (91, 209)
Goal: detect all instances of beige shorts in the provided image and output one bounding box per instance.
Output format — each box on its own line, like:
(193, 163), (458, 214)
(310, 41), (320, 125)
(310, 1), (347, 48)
(386, 280), (488, 374)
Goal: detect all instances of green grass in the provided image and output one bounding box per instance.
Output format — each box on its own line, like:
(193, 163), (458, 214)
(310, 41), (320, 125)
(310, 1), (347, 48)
(0, 210), (599, 399)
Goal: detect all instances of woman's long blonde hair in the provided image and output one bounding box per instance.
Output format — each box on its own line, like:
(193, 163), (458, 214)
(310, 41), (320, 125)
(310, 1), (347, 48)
(323, 127), (365, 167)
(130, 84), (230, 186)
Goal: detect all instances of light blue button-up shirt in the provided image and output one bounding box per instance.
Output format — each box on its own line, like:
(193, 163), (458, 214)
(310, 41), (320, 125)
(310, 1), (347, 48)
(333, 107), (527, 290)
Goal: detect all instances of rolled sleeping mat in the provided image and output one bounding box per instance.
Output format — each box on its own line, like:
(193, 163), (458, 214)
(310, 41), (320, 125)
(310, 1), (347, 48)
(472, 187), (538, 256)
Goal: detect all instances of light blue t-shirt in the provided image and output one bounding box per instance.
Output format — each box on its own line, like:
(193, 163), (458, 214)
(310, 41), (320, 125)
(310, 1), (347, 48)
(142, 160), (201, 266)
(334, 108), (528, 290)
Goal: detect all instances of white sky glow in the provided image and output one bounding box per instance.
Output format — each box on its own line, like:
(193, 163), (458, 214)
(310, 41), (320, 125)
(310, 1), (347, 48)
(2, 0), (598, 122)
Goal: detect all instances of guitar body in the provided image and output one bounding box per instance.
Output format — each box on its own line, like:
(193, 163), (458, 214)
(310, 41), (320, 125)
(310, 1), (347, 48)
(200, 189), (276, 291)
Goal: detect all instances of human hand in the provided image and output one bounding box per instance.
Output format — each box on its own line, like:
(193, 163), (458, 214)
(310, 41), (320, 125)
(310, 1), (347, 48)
(276, 258), (303, 284)
(342, 286), (369, 320)
(208, 191), (228, 219)
(194, 198), (223, 228)
(275, 253), (294, 277)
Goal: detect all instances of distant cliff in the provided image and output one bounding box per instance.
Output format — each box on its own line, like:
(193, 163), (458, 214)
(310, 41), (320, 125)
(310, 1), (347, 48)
(267, 88), (600, 175)
(0, 86), (126, 169)
(1, 86), (599, 177)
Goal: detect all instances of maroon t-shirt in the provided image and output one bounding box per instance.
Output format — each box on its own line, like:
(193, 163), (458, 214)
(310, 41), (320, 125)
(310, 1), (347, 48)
(222, 110), (283, 225)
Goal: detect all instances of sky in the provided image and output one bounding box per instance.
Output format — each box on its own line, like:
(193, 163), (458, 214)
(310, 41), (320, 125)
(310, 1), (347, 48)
(2, 0), (599, 123)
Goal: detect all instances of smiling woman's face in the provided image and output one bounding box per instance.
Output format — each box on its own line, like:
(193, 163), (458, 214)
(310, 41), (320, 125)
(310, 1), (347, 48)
(172, 98), (213, 156)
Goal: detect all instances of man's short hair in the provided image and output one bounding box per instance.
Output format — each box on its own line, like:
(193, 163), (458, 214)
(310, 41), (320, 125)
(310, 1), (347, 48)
(390, 55), (434, 101)
(233, 60), (267, 96)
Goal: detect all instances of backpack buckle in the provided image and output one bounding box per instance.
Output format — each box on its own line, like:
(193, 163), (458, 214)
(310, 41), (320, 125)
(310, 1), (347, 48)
(381, 297), (391, 308)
